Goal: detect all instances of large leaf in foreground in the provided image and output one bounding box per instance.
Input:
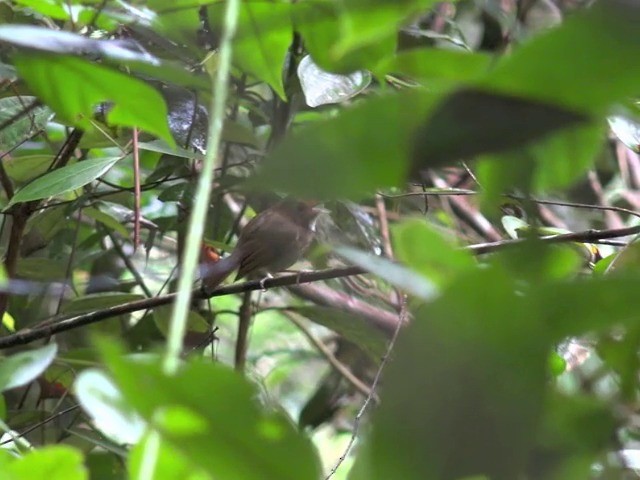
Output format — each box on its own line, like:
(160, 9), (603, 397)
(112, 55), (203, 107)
(353, 267), (550, 480)
(13, 53), (175, 146)
(8, 157), (120, 207)
(104, 351), (322, 480)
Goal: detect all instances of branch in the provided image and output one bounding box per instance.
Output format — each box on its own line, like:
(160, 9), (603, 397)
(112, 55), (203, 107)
(0, 267), (365, 349)
(468, 225), (640, 254)
(1, 223), (636, 349)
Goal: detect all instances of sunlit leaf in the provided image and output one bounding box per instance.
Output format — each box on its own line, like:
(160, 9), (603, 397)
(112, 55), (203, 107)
(102, 345), (322, 480)
(7, 445), (87, 479)
(74, 369), (146, 445)
(0, 344), (57, 392)
(8, 157), (120, 207)
(13, 53), (175, 146)
(335, 245), (438, 299)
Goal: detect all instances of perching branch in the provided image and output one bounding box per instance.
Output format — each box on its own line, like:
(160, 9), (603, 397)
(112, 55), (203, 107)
(1, 222), (638, 349)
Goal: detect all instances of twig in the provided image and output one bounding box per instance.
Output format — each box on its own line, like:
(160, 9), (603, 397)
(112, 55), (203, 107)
(234, 290), (252, 372)
(325, 294), (408, 479)
(468, 225), (640, 254)
(287, 311), (376, 400)
(132, 128), (141, 250)
(0, 267), (365, 349)
(107, 230), (152, 297)
(288, 283), (399, 336)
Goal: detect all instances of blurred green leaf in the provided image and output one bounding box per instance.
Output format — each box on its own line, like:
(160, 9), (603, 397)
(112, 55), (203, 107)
(293, 0), (395, 73)
(7, 445), (87, 480)
(374, 48), (492, 85)
(353, 267), (550, 480)
(62, 293), (145, 315)
(536, 275), (640, 341)
(208, 2), (292, 100)
(74, 368), (146, 445)
(294, 0), (439, 72)
(129, 433), (212, 480)
(0, 25), (209, 91)
(8, 157), (120, 207)
(153, 305), (209, 336)
(481, 0), (640, 114)
(295, 306), (387, 362)
(16, 257), (67, 280)
(528, 393), (616, 479)
(13, 53), (175, 146)
(392, 219), (475, 286)
(411, 88), (588, 171)
(254, 90), (435, 199)
(103, 349), (322, 480)
(0, 343), (57, 392)
(335, 245), (438, 299)
(83, 207), (130, 238)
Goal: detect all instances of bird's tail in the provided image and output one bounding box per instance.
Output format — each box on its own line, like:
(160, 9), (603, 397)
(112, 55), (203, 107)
(200, 252), (239, 291)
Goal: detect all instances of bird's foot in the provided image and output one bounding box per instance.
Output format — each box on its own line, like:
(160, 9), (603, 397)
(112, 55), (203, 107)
(259, 274), (273, 292)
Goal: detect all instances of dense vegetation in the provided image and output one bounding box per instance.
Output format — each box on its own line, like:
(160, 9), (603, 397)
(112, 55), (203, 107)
(0, 0), (638, 478)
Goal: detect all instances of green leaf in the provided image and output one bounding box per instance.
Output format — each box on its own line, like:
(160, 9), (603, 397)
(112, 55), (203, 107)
(7, 445), (87, 480)
(83, 207), (130, 238)
(392, 219), (475, 286)
(481, 0), (640, 114)
(8, 157), (120, 207)
(335, 245), (438, 300)
(13, 53), (175, 146)
(295, 306), (387, 362)
(354, 267), (550, 480)
(153, 305), (209, 336)
(12, 0), (73, 20)
(536, 275), (640, 341)
(62, 293), (145, 315)
(0, 343), (57, 392)
(411, 88), (588, 171)
(374, 48), (492, 86)
(293, 0), (394, 73)
(477, 121), (606, 203)
(530, 394), (616, 479)
(294, 0), (437, 72)
(16, 257), (67, 281)
(0, 25), (209, 91)
(130, 433), (212, 480)
(0, 96), (52, 150)
(334, 0), (440, 57)
(103, 348), (322, 480)
(74, 369), (146, 445)
(209, 3), (292, 99)
(253, 90), (435, 199)
(3, 154), (54, 183)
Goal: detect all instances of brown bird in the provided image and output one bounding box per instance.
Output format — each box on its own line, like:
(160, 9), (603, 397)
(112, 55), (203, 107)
(202, 198), (322, 290)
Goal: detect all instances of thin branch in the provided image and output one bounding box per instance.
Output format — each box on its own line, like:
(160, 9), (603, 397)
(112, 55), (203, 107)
(468, 225), (640, 254)
(0, 100), (41, 133)
(107, 230), (153, 297)
(234, 290), (252, 372)
(132, 128), (141, 250)
(287, 311), (376, 400)
(326, 294), (408, 479)
(0, 267), (365, 349)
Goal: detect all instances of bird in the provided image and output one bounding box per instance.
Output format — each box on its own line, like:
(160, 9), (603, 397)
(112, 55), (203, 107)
(201, 198), (322, 290)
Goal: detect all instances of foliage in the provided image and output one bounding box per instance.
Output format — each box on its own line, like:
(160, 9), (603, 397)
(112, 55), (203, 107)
(0, 0), (638, 479)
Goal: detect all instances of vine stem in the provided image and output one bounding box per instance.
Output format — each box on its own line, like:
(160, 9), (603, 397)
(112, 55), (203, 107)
(162, 0), (240, 376)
